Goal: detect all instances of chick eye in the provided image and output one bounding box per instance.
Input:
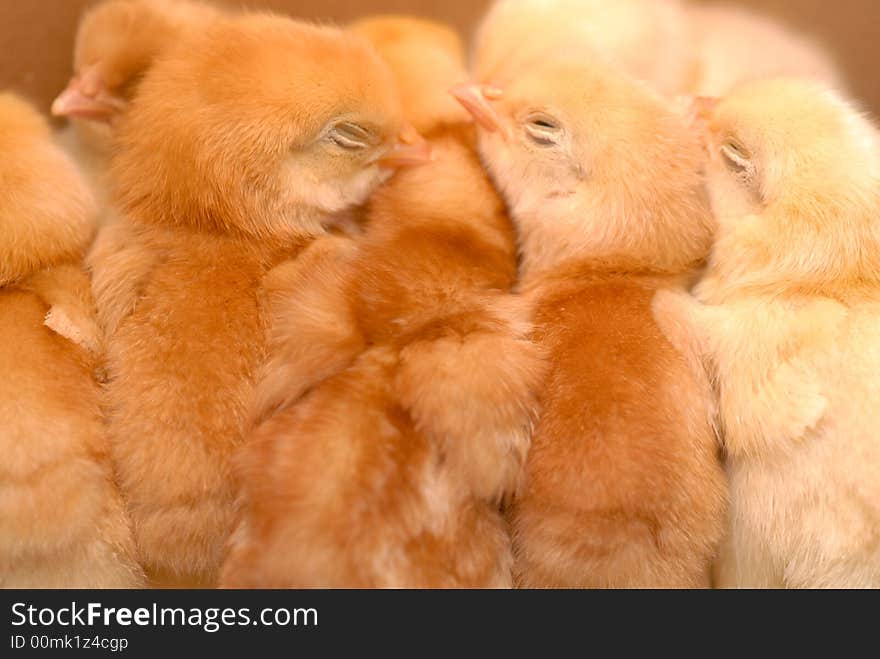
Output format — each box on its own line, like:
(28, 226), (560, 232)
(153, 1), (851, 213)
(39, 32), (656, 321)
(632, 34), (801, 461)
(524, 113), (563, 147)
(720, 141), (754, 180)
(329, 123), (371, 150)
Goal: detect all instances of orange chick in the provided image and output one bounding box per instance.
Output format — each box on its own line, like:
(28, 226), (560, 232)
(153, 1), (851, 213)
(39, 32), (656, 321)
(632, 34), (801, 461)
(454, 58), (727, 587)
(0, 93), (143, 587)
(54, 0), (224, 123)
(53, 0), (225, 208)
(220, 17), (542, 588)
(89, 13), (419, 587)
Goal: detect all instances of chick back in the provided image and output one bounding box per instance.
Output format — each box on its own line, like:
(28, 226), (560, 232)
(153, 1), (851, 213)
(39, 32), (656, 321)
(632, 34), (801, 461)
(224, 347), (514, 588)
(512, 271), (726, 588)
(224, 126), (544, 587)
(97, 226), (290, 586)
(0, 278), (143, 587)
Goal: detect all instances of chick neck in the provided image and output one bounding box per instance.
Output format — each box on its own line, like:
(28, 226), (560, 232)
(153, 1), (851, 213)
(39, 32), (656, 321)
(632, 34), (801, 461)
(696, 201), (880, 306)
(117, 178), (331, 252)
(366, 123), (516, 262)
(515, 204), (709, 289)
(696, 249), (880, 307)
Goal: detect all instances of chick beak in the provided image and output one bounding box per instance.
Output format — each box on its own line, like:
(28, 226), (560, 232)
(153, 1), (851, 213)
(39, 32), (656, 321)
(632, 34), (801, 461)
(51, 65), (127, 123)
(693, 96), (719, 120)
(378, 125), (432, 169)
(691, 97), (719, 155)
(450, 83), (506, 137)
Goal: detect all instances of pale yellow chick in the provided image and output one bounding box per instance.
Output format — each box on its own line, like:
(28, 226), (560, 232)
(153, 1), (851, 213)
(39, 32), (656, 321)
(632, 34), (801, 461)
(473, 0), (844, 100)
(473, 0), (693, 96)
(655, 79), (880, 588)
(454, 57), (726, 587)
(689, 3), (844, 96)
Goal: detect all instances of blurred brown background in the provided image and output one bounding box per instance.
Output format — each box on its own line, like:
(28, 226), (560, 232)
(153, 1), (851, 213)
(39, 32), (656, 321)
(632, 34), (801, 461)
(2, 0), (878, 116)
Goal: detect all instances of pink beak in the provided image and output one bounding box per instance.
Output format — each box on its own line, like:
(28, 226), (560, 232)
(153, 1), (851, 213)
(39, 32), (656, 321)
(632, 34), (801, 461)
(378, 124), (433, 169)
(51, 64), (127, 123)
(450, 83), (506, 136)
(693, 96), (719, 120)
(686, 96), (719, 155)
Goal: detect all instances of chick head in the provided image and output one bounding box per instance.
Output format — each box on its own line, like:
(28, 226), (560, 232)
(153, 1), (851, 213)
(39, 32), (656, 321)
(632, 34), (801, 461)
(0, 94), (96, 284)
(111, 14), (429, 239)
(453, 57), (712, 275)
(702, 78), (880, 293)
(53, 0), (221, 124)
(350, 15), (470, 133)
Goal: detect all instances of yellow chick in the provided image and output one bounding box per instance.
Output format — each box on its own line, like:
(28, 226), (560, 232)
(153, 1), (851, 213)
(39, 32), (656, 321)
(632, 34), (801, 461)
(473, 0), (844, 100)
(0, 93), (143, 587)
(655, 79), (880, 588)
(689, 3), (845, 96)
(474, 0), (693, 97)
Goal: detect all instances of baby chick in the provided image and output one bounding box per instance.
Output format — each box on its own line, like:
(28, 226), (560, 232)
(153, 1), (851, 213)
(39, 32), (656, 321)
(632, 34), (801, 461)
(90, 13), (419, 587)
(455, 58), (727, 587)
(655, 79), (880, 588)
(0, 93), (143, 587)
(54, 0), (222, 123)
(220, 17), (542, 588)
(474, 0), (693, 97)
(352, 15), (472, 133)
(474, 0), (843, 101)
(53, 0), (224, 209)
(689, 3), (844, 97)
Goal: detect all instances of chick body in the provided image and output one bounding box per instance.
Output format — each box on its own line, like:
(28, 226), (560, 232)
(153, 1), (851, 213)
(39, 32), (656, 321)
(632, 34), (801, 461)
(459, 57), (727, 587)
(656, 79), (880, 587)
(0, 94), (143, 587)
(221, 18), (542, 588)
(91, 14), (409, 587)
(474, 0), (843, 98)
(689, 3), (844, 96)
(475, 0), (693, 96)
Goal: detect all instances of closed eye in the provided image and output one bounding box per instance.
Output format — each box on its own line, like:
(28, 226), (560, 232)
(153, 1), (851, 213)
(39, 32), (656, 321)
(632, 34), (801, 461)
(720, 140), (762, 201)
(329, 123), (372, 150)
(720, 142), (752, 176)
(524, 113), (563, 147)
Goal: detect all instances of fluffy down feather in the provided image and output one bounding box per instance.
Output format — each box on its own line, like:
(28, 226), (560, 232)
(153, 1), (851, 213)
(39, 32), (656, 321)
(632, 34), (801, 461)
(0, 93), (143, 587)
(655, 79), (880, 587)
(221, 17), (543, 588)
(458, 55), (727, 587)
(90, 14), (412, 587)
